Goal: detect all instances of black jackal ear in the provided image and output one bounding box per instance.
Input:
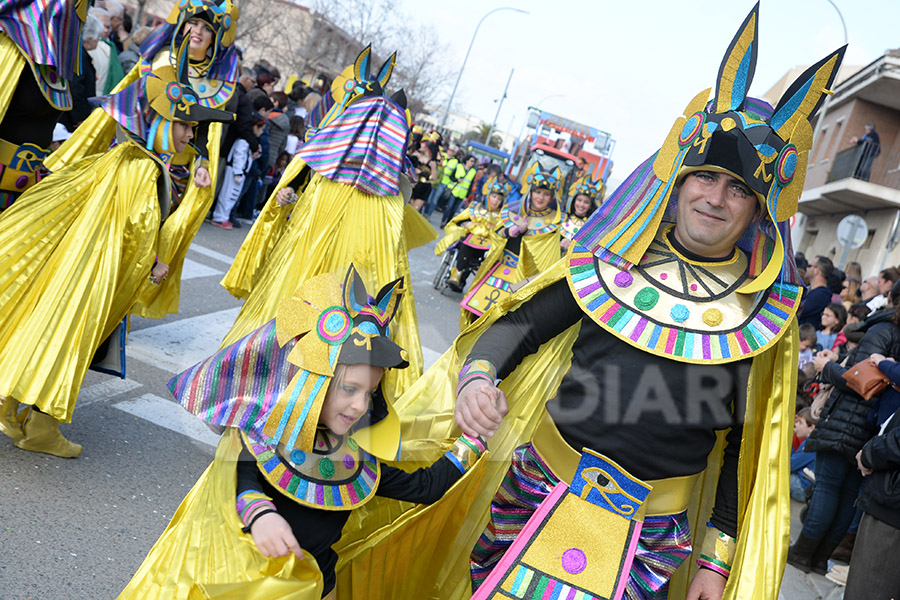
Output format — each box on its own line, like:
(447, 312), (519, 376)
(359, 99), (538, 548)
(770, 45), (847, 141)
(353, 45), (372, 83)
(390, 89), (407, 110)
(713, 2), (759, 114)
(377, 52), (397, 89)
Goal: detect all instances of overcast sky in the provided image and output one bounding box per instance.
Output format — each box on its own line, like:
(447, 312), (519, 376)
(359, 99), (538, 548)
(400, 0), (899, 185)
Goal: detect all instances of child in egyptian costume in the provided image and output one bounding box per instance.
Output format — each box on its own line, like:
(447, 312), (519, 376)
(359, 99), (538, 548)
(218, 46), (435, 402)
(459, 165), (564, 329)
(118, 266), (487, 600)
(438, 178), (510, 291)
(46, 0), (240, 320)
(0, 0), (91, 210)
(320, 5), (844, 599)
(0, 66), (233, 458)
(559, 177), (601, 254)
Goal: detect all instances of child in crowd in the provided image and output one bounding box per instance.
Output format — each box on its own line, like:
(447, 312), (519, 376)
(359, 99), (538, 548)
(264, 151), (291, 200)
(118, 267), (486, 599)
(817, 302), (847, 351)
(798, 323), (818, 369)
(790, 407), (817, 502)
(284, 115), (306, 155)
(211, 111), (265, 229)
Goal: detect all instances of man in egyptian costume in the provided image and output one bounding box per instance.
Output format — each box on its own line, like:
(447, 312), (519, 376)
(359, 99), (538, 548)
(323, 5), (845, 599)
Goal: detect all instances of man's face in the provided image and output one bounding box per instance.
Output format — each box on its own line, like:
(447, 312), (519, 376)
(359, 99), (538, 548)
(673, 170), (758, 258)
(465, 157), (476, 169)
(576, 158), (586, 173)
(97, 13), (111, 37)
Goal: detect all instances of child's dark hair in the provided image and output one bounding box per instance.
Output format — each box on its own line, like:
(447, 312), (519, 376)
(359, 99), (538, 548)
(796, 406), (816, 426)
(849, 302), (870, 322)
(798, 323), (817, 343)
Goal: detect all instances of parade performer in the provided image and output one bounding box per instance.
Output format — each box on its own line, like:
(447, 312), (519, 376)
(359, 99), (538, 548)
(118, 267), (487, 600)
(458, 164), (563, 328)
(46, 0), (240, 320)
(559, 177), (601, 254)
(0, 0), (91, 210)
(328, 5), (845, 599)
(218, 46), (435, 401)
(0, 65), (233, 458)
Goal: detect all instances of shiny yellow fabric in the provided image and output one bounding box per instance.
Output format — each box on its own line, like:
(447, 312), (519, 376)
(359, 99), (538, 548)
(0, 35), (27, 121)
(402, 203), (438, 250)
(118, 429), (324, 600)
(0, 143), (162, 422)
(331, 261), (798, 600)
(517, 230), (561, 279)
(132, 123), (222, 318)
(221, 157), (308, 300)
(219, 173), (425, 401)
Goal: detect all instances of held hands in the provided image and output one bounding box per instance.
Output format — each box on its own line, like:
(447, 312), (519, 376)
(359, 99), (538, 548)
(455, 379), (508, 438)
(276, 187), (298, 207)
(812, 351), (837, 373)
(149, 261), (169, 285)
(194, 165), (211, 188)
(685, 567), (727, 600)
(250, 510), (304, 559)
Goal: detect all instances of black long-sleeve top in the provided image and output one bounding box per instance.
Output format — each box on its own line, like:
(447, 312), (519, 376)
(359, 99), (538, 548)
(467, 277), (746, 537)
(1, 66), (62, 147)
(237, 442), (463, 596)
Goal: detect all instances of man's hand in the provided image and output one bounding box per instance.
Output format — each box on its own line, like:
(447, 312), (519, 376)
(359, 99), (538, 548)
(194, 165), (211, 188)
(455, 379), (508, 438)
(869, 353), (894, 366)
(856, 449), (873, 476)
(250, 511), (304, 559)
(686, 567), (727, 600)
(812, 352), (836, 373)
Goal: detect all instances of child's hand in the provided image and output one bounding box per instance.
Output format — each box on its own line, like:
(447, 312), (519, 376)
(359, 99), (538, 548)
(194, 166), (211, 188)
(250, 511), (304, 559)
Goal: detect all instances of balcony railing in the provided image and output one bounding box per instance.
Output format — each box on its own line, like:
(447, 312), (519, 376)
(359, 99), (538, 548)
(828, 142), (900, 191)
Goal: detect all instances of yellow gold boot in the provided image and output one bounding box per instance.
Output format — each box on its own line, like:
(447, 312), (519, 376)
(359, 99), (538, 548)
(0, 396), (24, 443)
(447, 267), (463, 292)
(15, 408), (82, 458)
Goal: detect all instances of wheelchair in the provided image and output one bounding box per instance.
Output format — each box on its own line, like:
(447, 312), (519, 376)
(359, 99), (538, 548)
(432, 243), (459, 293)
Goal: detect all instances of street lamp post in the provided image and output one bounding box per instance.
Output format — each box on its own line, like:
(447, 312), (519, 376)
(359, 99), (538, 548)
(440, 7), (529, 130)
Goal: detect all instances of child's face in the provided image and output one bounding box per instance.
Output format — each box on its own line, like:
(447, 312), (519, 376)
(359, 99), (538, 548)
(821, 308), (837, 329)
(487, 192), (503, 211)
(573, 195), (592, 217)
(799, 339), (813, 351)
(794, 416), (814, 438)
(253, 123), (265, 137)
(531, 188), (553, 211)
(318, 364), (383, 436)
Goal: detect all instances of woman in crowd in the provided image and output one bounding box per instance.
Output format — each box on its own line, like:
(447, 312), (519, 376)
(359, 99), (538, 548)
(559, 178), (601, 254)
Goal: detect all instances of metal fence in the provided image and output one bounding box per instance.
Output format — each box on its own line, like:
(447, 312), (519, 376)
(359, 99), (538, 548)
(828, 141), (900, 190)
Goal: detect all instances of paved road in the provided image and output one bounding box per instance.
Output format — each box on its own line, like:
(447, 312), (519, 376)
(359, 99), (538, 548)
(0, 216), (842, 599)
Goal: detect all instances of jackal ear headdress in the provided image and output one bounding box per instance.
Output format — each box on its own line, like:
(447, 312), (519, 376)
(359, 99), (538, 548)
(573, 2), (845, 293)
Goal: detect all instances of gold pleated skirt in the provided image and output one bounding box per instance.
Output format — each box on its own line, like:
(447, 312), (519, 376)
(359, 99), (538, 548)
(0, 143), (161, 421)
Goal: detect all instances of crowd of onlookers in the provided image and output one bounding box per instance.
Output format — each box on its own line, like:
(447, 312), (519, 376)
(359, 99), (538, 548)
(788, 253), (900, 596)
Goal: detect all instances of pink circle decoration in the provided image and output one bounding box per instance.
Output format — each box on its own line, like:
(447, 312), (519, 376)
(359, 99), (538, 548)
(166, 81), (183, 102)
(660, 273), (668, 280)
(503, 268), (511, 275)
(614, 271), (633, 288)
(561, 548), (587, 574)
(317, 306), (352, 344)
(690, 283), (698, 291)
(678, 112), (704, 147)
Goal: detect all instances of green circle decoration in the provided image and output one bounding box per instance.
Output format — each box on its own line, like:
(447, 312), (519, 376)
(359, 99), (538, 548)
(634, 287), (660, 310)
(318, 457), (335, 479)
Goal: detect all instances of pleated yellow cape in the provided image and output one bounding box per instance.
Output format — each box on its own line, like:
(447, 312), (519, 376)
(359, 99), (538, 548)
(119, 426), (490, 599)
(45, 53), (226, 320)
(218, 153), (436, 401)
(330, 259), (798, 600)
(0, 142), (162, 422)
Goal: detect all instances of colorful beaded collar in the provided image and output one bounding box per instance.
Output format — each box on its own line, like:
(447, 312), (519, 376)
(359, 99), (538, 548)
(140, 57), (235, 109)
(566, 225), (801, 364)
(242, 429), (380, 511)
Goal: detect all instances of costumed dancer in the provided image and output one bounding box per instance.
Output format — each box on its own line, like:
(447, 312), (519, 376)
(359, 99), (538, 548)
(46, 0), (240, 320)
(118, 267), (487, 600)
(0, 65), (233, 457)
(559, 177), (601, 254)
(457, 164), (563, 328)
(329, 5), (845, 599)
(0, 0), (91, 211)
(218, 46), (435, 402)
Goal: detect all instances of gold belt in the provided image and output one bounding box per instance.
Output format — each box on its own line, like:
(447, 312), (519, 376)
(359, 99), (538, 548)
(531, 409), (700, 516)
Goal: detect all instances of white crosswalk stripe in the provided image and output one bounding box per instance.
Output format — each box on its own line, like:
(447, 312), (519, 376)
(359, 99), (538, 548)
(114, 393), (220, 448)
(180, 257), (224, 280)
(188, 243), (236, 265)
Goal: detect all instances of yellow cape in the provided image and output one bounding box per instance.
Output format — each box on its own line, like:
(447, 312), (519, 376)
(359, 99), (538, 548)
(119, 428), (490, 599)
(46, 54), (227, 320)
(218, 159), (436, 401)
(0, 35), (27, 123)
(0, 142), (162, 422)
(331, 259), (797, 600)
